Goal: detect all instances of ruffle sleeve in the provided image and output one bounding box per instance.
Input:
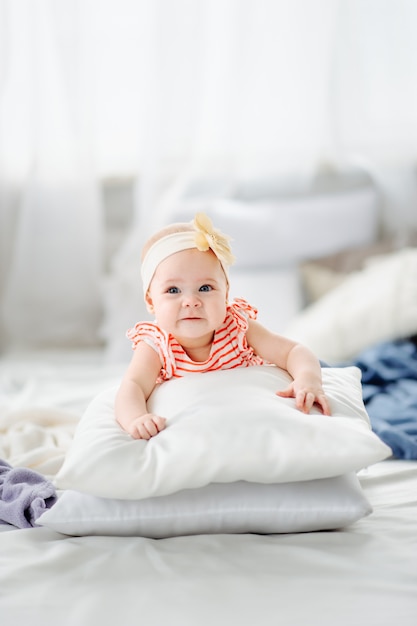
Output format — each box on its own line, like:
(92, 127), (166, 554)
(225, 298), (264, 367)
(126, 322), (174, 380)
(228, 297), (258, 330)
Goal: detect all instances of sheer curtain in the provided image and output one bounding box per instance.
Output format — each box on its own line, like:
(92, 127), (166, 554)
(0, 0), (102, 349)
(1, 0), (417, 350)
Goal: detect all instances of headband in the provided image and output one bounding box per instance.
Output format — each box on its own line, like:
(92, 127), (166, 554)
(141, 212), (235, 295)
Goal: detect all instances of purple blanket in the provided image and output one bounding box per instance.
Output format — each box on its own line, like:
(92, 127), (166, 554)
(0, 459), (57, 528)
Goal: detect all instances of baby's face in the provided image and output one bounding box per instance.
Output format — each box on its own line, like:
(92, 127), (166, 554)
(146, 248), (228, 345)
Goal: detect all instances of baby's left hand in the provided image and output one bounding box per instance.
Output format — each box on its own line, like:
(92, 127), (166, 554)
(276, 382), (331, 416)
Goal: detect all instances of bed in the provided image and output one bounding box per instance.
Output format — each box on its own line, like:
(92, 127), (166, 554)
(1, 172), (417, 626)
(0, 349), (416, 626)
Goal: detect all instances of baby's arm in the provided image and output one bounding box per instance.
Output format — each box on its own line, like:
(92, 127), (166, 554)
(246, 320), (331, 416)
(115, 342), (166, 439)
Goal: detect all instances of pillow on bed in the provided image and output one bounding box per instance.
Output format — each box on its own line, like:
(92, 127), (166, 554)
(37, 473), (372, 538)
(299, 235), (413, 303)
(286, 248), (417, 363)
(54, 365), (391, 500)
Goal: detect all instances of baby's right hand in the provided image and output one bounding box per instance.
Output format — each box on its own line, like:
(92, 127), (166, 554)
(126, 413), (166, 440)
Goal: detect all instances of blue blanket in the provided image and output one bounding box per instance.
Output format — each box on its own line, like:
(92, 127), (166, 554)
(350, 337), (417, 460)
(0, 459), (57, 528)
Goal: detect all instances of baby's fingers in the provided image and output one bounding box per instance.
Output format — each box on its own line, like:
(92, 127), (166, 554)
(129, 415), (166, 440)
(153, 415), (167, 432)
(276, 385), (295, 399)
(139, 415), (166, 438)
(316, 394), (332, 416)
(300, 392), (332, 416)
(297, 390), (315, 413)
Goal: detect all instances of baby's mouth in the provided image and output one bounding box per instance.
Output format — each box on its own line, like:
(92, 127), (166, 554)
(181, 316), (202, 321)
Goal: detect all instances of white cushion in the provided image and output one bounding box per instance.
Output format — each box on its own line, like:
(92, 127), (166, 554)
(54, 366), (391, 500)
(166, 186), (379, 267)
(285, 248), (417, 363)
(37, 474), (372, 538)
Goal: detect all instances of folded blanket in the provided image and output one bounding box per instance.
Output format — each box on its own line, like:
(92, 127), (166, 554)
(352, 337), (417, 460)
(0, 459), (57, 528)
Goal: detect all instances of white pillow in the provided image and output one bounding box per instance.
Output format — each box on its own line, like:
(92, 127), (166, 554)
(166, 186), (379, 267)
(54, 366), (391, 500)
(285, 248), (417, 363)
(37, 474), (372, 538)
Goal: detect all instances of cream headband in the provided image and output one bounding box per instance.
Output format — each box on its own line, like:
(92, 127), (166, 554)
(141, 213), (235, 295)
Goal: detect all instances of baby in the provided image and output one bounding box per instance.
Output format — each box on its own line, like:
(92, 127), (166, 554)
(116, 212), (331, 439)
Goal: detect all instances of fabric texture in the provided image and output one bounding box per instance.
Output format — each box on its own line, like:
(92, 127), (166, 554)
(38, 473), (372, 538)
(54, 365), (391, 500)
(352, 337), (417, 459)
(0, 459), (57, 528)
(127, 298), (263, 381)
(285, 248), (417, 363)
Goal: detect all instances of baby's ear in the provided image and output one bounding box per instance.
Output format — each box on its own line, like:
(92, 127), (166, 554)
(145, 293), (155, 314)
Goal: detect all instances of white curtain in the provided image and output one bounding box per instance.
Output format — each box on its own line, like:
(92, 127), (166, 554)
(1, 0), (417, 350)
(0, 0), (102, 349)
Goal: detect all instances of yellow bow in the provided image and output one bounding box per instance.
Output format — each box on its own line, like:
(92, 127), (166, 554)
(193, 212), (235, 267)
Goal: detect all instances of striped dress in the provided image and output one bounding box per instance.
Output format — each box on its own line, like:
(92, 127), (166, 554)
(126, 298), (264, 381)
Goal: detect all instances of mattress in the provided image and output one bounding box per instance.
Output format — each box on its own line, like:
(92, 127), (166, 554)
(0, 350), (416, 626)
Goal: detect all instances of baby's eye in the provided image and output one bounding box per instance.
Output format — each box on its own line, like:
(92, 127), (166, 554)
(167, 286), (180, 294)
(199, 284), (212, 292)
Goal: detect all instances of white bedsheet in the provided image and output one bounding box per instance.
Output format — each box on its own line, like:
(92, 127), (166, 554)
(0, 350), (125, 477)
(0, 351), (416, 626)
(0, 461), (416, 626)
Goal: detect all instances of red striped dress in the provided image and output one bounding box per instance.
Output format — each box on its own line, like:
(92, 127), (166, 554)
(126, 298), (264, 381)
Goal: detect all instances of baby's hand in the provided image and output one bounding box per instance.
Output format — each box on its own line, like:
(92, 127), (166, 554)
(276, 382), (331, 416)
(126, 413), (166, 440)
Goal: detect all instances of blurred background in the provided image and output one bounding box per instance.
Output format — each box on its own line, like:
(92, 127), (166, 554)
(1, 0), (417, 362)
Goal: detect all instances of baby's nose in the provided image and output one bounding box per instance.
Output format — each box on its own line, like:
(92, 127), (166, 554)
(182, 293), (201, 307)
